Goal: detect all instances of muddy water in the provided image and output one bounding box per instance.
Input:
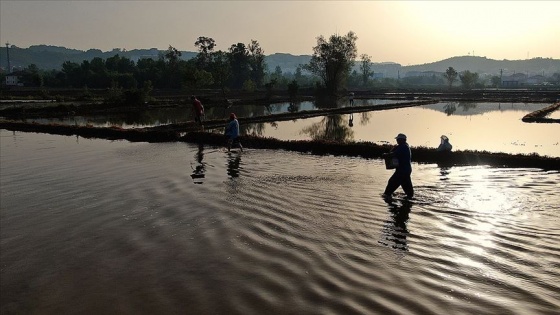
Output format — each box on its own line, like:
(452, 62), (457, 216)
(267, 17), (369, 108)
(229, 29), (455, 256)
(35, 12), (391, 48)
(1, 130), (559, 314)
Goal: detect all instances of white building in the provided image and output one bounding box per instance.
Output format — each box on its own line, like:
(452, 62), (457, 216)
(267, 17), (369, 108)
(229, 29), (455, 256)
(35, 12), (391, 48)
(5, 73), (20, 86)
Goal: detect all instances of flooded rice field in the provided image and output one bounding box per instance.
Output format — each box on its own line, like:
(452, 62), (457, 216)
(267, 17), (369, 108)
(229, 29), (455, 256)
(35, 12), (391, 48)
(547, 109), (560, 119)
(1, 130), (559, 314)
(15, 101), (560, 158)
(251, 102), (560, 158)
(18, 99), (402, 129)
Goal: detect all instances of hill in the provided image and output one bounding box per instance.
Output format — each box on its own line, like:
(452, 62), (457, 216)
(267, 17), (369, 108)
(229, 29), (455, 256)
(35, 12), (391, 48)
(402, 56), (560, 77)
(1, 45), (559, 79)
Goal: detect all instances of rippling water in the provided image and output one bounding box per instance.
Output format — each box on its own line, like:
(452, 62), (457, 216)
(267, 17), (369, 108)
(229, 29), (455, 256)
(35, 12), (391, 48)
(1, 130), (559, 315)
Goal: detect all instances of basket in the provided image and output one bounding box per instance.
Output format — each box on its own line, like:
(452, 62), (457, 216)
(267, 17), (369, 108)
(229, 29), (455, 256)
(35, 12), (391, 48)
(384, 155), (399, 170)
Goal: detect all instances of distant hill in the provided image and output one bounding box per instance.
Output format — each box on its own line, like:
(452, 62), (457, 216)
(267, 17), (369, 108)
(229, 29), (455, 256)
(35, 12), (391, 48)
(401, 56), (560, 77)
(1, 45), (558, 79)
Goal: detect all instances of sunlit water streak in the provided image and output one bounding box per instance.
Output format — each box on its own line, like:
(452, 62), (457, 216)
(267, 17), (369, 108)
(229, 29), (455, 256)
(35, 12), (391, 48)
(1, 130), (559, 315)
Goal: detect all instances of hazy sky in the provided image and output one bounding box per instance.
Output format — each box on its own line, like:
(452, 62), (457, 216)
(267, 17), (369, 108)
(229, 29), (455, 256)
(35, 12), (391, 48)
(1, 1), (558, 65)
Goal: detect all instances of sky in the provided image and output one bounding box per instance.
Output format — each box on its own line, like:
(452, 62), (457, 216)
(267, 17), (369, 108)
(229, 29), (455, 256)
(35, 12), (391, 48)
(1, 1), (558, 65)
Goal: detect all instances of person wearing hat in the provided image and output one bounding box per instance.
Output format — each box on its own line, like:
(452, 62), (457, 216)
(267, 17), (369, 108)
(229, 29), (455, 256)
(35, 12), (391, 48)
(382, 133), (414, 199)
(437, 135), (452, 152)
(224, 113), (243, 152)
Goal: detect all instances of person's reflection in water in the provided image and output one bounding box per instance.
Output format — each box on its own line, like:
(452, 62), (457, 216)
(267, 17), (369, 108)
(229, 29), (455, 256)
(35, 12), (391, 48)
(227, 152), (241, 178)
(191, 143), (206, 184)
(379, 200), (412, 253)
(438, 165), (451, 181)
(348, 112), (354, 127)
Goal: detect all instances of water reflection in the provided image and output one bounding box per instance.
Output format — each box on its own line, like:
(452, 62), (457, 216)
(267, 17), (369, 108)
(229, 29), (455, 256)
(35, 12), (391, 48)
(313, 95), (338, 109)
(444, 102), (457, 116)
(379, 200), (412, 253)
(457, 102), (477, 112)
(288, 101), (300, 113)
(261, 102), (558, 157)
(301, 115), (354, 142)
(243, 121), (267, 137)
(227, 152), (241, 178)
(438, 166), (451, 181)
(20, 99), (401, 129)
(191, 143), (207, 184)
(348, 113), (354, 127)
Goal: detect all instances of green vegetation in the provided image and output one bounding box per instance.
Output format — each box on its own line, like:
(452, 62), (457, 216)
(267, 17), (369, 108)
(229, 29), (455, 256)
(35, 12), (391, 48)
(2, 33), (559, 102)
(304, 32), (358, 97)
(443, 67), (458, 88)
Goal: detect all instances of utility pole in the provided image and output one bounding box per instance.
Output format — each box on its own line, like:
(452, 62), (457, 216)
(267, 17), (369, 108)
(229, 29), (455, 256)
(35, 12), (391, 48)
(5, 42), (11, 72)
(500, 69), (503, 89)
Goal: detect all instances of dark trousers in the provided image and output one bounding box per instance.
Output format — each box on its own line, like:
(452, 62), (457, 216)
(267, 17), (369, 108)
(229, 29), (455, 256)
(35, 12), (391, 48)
(384, 171), (414, 198)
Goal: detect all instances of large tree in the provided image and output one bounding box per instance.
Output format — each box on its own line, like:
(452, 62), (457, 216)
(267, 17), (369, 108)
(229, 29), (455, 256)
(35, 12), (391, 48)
(443, 67), (458, 88)
(305, 31), (358, 96)
(360, 54), (372, 86)
(228, 43), (251, 89)
(194, 36), (216, 69)
(247, 40), (266, 88)
(209, 50), (231, 96)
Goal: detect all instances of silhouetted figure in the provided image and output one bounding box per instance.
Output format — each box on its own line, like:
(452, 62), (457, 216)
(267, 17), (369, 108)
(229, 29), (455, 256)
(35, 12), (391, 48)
(224, 113), (243, 152)
(349, 92), (354, 106)
(383, 133), (414, 199)
(191, 95), (204, 130)
(437, 135), (453, 152)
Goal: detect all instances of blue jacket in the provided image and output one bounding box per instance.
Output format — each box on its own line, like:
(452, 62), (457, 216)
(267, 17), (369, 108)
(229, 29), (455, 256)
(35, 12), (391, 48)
(392, 143), (412, 174)
(225, 119), (240, 138)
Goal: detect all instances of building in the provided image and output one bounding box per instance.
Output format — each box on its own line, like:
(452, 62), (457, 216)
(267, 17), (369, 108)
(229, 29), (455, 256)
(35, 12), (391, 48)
(526, 75), (546, 85)
(501, 73), (527, 87)
(5, 72), (22, 86)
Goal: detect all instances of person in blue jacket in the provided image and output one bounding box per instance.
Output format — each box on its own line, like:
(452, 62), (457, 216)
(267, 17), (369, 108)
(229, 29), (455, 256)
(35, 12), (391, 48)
(225, 113), (243, 152)
(383, 133), (414, 199)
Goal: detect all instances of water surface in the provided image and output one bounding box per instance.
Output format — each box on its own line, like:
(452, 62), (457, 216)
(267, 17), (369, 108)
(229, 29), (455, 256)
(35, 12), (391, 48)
(12, 101), (558, 157)
(252, 102), (559, 157)
(1, 130), (559, 314)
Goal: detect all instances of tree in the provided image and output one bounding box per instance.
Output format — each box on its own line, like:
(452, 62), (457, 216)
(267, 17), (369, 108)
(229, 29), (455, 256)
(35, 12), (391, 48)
(247, 40), (266, 88)
(359, 54), (372, 86)
(490, 75), (501, 88)
(194, 36), (216, 55)
(61, 61), (82, 87)
(208, 50), (231, 97)
(459, 70), (479, 89)
(272, 65), (283, 80)
(443, 67), (458, 88)
(19, 64), (43, 87)
(163, 45), (182, 88)
(194, 36), (216, 69)
(305, 31), (358, 96)
(228, 43), (251, 89)
(288, 80), (299, 101)
(164, 45), (182, 65)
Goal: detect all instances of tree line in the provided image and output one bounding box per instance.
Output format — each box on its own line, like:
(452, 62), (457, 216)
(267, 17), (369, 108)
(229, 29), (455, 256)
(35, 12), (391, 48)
(6, 32), (545, 102)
